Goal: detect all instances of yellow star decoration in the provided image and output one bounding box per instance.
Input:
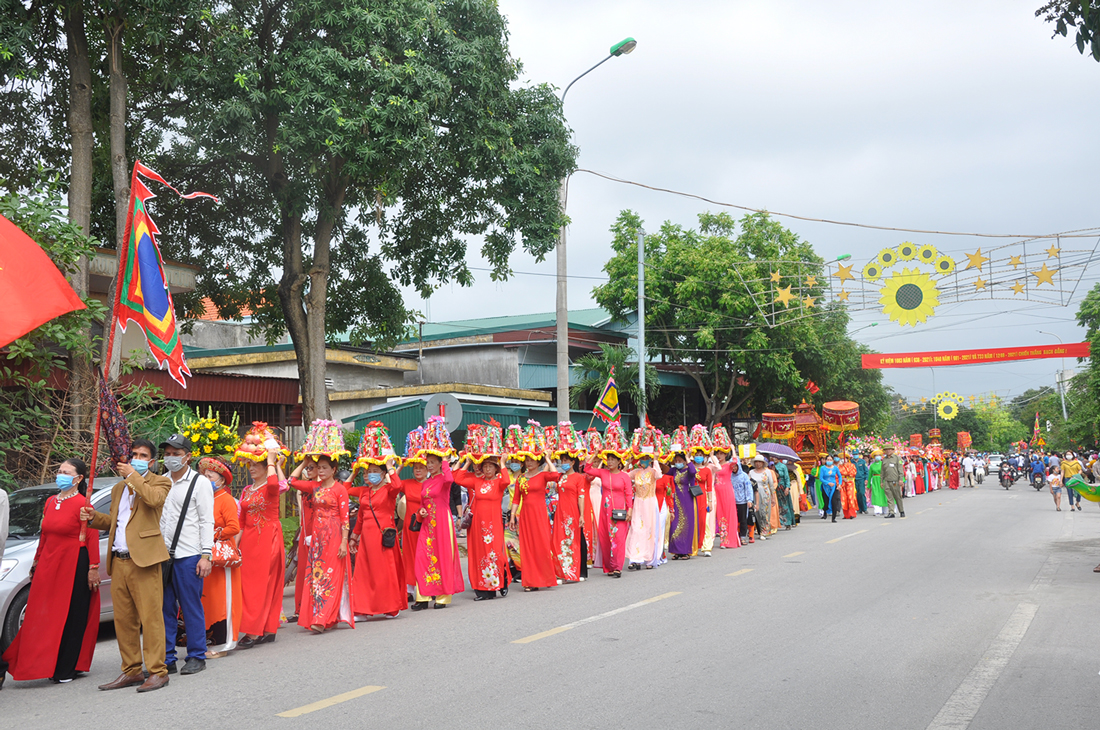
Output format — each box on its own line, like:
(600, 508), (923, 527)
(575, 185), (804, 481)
(774, 285), (795, 307)
(1046, 244), (1061, 258)
(805, 275), (817, 287)
(1011, 281), (1025, 295)
(963, 248), (990, 271)
(1009, 255), (1022, 270)
(837, 290), (850, 302)
(834, 263), (855, 283)
(770, 271), (781, 283)
(803, 295), (816, 308)
(1032, 263), (1057, 286)
(974, 277), (987, 291)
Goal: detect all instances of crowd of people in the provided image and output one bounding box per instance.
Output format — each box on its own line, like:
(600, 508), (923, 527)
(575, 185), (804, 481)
(0, 418), (1054, 693)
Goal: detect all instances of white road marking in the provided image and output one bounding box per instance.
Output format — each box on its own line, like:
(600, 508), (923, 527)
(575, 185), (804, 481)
(512, 591), (682, 644)
(726, 568), (754, 577)
(924, 602), (1038, 730)
(826, 529), (868, 544)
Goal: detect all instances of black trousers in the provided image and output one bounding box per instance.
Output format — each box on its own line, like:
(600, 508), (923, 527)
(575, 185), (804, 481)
(823, 489), (841, 518)
(736, 502), (749, 538)
(53, 547), (93, 680)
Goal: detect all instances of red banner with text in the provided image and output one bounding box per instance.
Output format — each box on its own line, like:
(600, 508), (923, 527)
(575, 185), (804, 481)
(862, 342), (1090, 369)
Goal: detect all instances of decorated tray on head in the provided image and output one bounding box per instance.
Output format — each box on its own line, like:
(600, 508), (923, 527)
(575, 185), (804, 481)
(711, 424), (733, 453)
(354, 420), (397, 470)
(662, 425), (689, 463)
(421, 415), (454, 458)
(404, 426), (429, 465)
(297, 419), (352, 461)
(688, 424), (713, 455)
(552, 421), (585, 458)
(583, 427), (604, 459)
(507, 420), (547, 461)
(630, 424), (662, 458)
(463, 420), (505, 464)
(599, 421), (630, 460)
(233, 421), (290, 464)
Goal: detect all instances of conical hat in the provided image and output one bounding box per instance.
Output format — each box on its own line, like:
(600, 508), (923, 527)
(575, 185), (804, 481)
(423, 415), (454, 457)
(354, 421), (397, 470)
(404, 426), (429, 465)
(688, 424), (713, 454)
(552, 421), (585, 457)
(298, 419), (351, 462)
(711, 424), (733, 453)
(233, 421), (289, 464)
(600, 421), (630, 460)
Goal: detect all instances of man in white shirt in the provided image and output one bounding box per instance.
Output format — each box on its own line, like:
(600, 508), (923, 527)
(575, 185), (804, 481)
(159, 434), (214, 676)
(962, 454), (976, 488)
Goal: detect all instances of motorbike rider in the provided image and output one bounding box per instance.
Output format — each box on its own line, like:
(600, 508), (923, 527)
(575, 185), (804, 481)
(1031, 454), (1046, 487)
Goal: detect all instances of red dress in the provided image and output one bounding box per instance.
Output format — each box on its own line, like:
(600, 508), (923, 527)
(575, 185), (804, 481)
(2, 495), (99, 680)
(583, 466), (634, 574)
(453, 469), (511, 592)
(949, 462), (960, 489)
(513, 471), (562, 588)
(396, 477), (423, 589)
(291, 479), (353, 630)
(351, 479), (407, 616)
(238, 474), (286, 636)
(839, 461), (858, 519)
(552, 473), (587, 582)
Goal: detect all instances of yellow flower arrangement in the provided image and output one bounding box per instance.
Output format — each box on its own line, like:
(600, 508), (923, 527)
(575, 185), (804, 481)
(174, 407), (241, 459)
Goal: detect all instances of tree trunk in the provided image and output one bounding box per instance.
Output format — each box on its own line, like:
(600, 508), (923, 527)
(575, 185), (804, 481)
(64, 0), (94, 430)
(103, 13), (128, 379)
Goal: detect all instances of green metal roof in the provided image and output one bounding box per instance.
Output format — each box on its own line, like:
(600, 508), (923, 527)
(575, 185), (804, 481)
(407, 307), (626, 344)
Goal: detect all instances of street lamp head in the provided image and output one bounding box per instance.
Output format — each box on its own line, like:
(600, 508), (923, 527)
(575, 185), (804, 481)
(835, 254), (852, 262)
(611, 37), (637, 56)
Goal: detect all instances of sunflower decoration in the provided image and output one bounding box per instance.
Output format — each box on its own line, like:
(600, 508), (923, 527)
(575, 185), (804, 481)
(897, 241), (918, 261)
(878, 268), (940, 327)
(863, 262), (883, 281)
(937, 399), (960, 420)
(877, 248), (899, 269)
(934, 255), (956, 276)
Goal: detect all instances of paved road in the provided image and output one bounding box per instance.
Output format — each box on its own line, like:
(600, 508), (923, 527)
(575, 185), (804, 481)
(3, 479), (1098, 729)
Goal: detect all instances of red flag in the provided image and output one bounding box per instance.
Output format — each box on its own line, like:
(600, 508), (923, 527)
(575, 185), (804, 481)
(751, 422), (762, 439)
(0, 214), (86, 348)
(805, 380), (820, 394)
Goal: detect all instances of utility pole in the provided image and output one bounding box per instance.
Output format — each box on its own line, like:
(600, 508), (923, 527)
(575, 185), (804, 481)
(637, 230), (645, 425)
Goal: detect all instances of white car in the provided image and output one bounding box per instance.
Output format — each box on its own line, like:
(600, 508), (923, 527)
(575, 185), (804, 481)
(1, 479), (118, 650)
(987, 455), (1003, 473)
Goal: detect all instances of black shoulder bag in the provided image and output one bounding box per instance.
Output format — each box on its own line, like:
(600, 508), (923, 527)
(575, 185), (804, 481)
(163, 473), (199, 590)
(367, 490), (398, 548)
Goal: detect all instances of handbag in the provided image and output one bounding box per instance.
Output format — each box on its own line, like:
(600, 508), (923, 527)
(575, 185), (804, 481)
(367, 490), (398, 549)
(688, 484), (704, 498)
(211, 535), (242, 568)
(611, 508), (628, 522)
(408, 515), (422, 532)
(459, 506), (473, 531)
(163, 473), (199, 590)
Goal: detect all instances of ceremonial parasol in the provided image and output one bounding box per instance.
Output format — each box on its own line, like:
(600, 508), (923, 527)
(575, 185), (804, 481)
(754, 442), (800, 460)
(821, 401), (860, 431)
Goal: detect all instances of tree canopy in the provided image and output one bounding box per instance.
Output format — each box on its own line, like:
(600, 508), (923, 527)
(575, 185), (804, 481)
(1037, 1), (1100, 61)
(593, 210), (890, 429)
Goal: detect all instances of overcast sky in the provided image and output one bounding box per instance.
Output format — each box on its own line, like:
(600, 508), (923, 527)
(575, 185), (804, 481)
(403, 0), (1100, 403)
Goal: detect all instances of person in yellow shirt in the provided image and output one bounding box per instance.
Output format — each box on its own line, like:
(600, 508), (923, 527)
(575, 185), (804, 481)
(1060, 452), (1083, 511)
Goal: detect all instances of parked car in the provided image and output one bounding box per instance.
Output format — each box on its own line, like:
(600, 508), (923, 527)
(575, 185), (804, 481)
(987, 455), (1003, 473)
(1, 478), (119, 650)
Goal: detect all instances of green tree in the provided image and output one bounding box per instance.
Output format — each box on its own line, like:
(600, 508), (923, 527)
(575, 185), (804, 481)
(148, 0), (575, 425)
(1037, 1), (1100, 61)
(570, 343), (660, 417)
(594, 210), (889, 427)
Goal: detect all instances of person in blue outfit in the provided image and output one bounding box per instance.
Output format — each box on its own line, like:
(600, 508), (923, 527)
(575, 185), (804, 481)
(818, 456), (841, 523)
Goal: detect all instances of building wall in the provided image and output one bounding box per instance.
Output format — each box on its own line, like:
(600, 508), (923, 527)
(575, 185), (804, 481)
(203, 361), (406, 390)
(403, 346), (519, 388)
(181, 320), (279, 350)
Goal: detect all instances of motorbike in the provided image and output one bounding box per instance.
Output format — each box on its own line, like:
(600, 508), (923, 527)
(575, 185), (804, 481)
(1000, 465), (1016, 489)
(1032, 471), (1046, 491)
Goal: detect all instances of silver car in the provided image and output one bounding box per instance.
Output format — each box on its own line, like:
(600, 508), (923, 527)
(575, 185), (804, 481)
(1, 478), (119, 650)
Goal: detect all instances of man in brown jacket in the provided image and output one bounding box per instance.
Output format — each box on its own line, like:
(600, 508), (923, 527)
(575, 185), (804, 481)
(82, 438), (172, 692)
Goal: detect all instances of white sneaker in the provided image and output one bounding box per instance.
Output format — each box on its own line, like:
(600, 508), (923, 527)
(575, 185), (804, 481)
(354, 614), (370, 623)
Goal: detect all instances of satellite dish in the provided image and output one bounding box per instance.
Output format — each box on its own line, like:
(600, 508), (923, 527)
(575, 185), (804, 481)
(424, 393), (463, 433)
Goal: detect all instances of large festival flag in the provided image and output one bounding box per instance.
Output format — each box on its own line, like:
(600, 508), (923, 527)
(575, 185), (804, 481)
(0, 214), (86, 348)
(1031, 412), (1041, 445)
(593, 367), (621, 423)
(112, 161), (217, 387)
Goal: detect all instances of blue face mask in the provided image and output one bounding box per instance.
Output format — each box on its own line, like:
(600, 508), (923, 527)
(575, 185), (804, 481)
(639, 459), (651, 468)
(56, 473), (74, 490)
(694, 455), (705, 465)
(826, 460), (834, 466)
(130, 459), (149, 475)
(508, 462), (522, 472)
(367, 472), (384, 485)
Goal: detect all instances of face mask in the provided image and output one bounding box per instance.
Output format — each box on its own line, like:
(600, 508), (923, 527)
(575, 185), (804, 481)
(56, 473), (74, 490)
(130, 458), (149, 475)
(826, 460), (834, 466)
(509, 462), (521, 472)
(163, 455), (186, 473)
(875, 456), (882, 462)
(693, 455), (705, 465)
(639, 459), (651, 468)
(367, 472), (384, 485)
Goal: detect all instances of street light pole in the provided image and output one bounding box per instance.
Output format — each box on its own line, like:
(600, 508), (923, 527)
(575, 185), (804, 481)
(930, 366), (937, 427)
(1037, 330), (1069, 420)
(555, 37), (637, 424)
(637, 230), (645, 426)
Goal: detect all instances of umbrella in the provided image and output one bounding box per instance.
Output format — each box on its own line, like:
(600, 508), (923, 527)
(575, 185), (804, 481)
(753, 442), (800, 460)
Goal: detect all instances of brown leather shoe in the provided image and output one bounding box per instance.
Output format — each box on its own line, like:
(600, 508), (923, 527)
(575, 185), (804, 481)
(136, 674), (169, 693)
(99, 672), (145, 691)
